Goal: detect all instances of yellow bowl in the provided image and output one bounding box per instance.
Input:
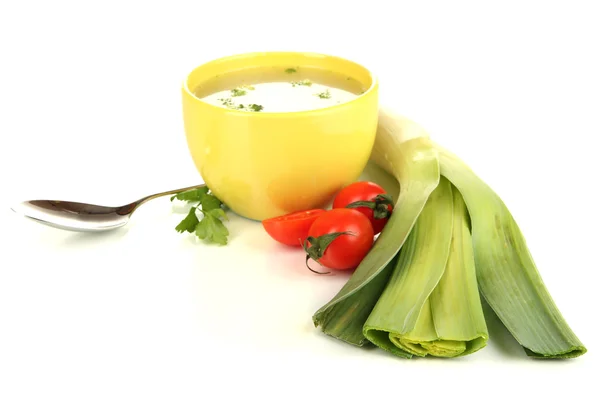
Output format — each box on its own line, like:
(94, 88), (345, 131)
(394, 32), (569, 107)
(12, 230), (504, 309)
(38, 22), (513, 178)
(182, 52), (379, 221)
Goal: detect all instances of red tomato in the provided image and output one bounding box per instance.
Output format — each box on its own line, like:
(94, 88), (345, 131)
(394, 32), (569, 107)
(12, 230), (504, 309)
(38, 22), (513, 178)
(333, 181), (393, 234)
(262, 209), (326, 247)
(304, 208), (374, 271)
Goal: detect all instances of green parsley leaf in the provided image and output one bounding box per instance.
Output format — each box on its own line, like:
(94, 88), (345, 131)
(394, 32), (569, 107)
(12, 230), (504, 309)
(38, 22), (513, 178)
(175, 207), (199, 233)
(170, 186), (209, 202)
(200, 193), (223, 211)
(207, 207), (228, 221)
(285, 68), (297, 74)
(173, 186), (230, 245)
(195, 208), (229, 245)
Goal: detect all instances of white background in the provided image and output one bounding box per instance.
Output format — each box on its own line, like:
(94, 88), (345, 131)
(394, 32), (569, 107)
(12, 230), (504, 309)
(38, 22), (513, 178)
(1, 1), (598, 399)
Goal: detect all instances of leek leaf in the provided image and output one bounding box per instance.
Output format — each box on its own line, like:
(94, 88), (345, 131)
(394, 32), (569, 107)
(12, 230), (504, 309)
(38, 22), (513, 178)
(429, 186), (488, 356)
(364, 179), (489, 358)
(437, 146), (586, 358)
(363, 178), (454, 357)
(312, 111), (440, 345)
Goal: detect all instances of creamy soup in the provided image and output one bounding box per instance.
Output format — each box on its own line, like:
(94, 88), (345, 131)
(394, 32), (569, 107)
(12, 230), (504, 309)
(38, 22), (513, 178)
(193, 66), (366, 113)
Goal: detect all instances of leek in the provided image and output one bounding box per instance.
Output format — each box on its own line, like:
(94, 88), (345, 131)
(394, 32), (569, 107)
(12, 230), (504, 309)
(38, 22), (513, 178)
(312, 110), (440, 345)
(312, 108), (586, 359)
(364, 178), (488, 358)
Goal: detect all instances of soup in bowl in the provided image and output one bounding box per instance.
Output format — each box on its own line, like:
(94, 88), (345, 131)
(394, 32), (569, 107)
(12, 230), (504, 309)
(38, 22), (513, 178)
(182, 52), (378, 221)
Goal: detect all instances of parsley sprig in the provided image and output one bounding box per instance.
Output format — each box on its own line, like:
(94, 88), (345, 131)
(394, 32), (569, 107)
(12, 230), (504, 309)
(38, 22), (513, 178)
(171, 187), (229, 245)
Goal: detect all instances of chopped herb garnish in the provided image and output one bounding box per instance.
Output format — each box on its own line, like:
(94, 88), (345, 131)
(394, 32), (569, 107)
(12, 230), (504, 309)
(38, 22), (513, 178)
(285, 68), (297, 74)
(316, 89), (331, 99)
(240, 84), (255, 90)
(231, 88), (247, 97)
(218, 98), (236, 109)
(248, 104), (263, 112)
(291, 79), (312, 87)
(218, 97), (262, 112)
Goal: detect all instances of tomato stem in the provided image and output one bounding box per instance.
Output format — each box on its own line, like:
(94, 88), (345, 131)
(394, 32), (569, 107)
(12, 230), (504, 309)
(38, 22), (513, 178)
(305, 261), (330, 275)
(303, 231), (353, 274)
(346, 194), (394, 219)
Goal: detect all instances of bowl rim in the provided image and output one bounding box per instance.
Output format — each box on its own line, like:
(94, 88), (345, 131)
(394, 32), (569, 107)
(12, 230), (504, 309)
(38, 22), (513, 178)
(182, 51), (379, 117)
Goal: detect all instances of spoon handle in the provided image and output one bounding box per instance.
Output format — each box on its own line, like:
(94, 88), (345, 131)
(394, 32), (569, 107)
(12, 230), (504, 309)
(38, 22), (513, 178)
(130, 183), (207, 212)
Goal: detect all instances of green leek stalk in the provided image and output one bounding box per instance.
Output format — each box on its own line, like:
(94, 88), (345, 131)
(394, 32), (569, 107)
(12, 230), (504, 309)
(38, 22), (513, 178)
(313, 108), (586, 359)
(437, 146), (586, 358)
(364, 178), (488, 358)
(312, 111), (440, 345)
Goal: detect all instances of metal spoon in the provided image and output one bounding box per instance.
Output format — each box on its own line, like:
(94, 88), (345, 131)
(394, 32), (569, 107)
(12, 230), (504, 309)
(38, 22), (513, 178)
(10, 184), (206, 232)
